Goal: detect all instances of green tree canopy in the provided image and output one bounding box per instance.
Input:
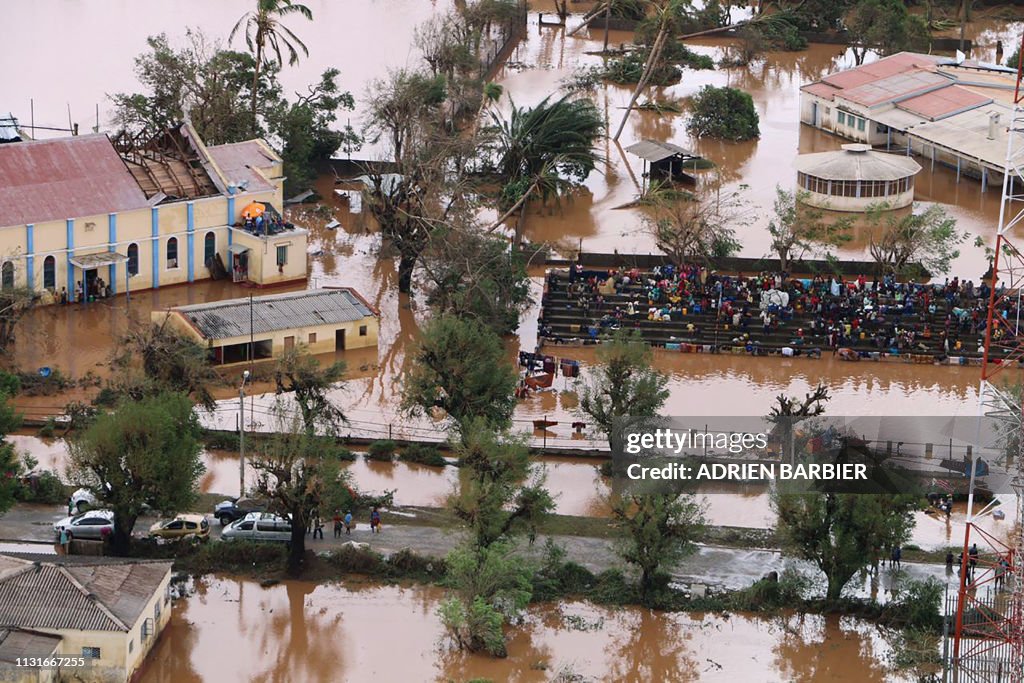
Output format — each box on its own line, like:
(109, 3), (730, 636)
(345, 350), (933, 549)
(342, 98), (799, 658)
(867, 203), (965, 278)
(686, 85), (760, 141)
(578, 329), (670, 447)
(403, 315), (519, 435)
(114, 321), (221, 411)
(772, 491), (917, 601)
(768, 186), (851, 272)
(66, 392), (204, 555)
(273, 345), (346, 436)
(610, 491), (705, 603)
(845, 0), (930, 65)
(0, 382), (23, 516)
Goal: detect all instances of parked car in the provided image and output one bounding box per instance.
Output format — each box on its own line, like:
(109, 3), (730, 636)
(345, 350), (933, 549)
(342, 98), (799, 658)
(213, 497), (267, 526)
(149, 514), (210, 541)
(221, 512), (292, 544)
(53, 510), (114, 540)
(68, 488), (97, 513)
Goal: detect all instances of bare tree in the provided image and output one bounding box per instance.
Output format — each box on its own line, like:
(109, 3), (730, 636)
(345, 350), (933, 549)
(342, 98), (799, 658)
(642, 183), (748, 266)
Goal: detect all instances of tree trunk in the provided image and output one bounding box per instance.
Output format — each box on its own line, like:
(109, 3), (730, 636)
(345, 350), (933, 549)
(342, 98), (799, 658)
(613, 17), (670, 141)
(288, 517), (306, 572)
(398, 254), (417, 293)
(251, 38), (264, 135)
(109, 512), (136, 556)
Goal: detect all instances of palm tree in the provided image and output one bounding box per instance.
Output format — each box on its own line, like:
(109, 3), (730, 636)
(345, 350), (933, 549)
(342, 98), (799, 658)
(230, 0), (314, 132)
(484, 94), (603, 243)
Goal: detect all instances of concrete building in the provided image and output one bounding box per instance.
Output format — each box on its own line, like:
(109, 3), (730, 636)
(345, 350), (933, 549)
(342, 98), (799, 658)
(794, 143), (922, 211)
(155, 288), (379, 364)
(0, 554), (173, 683)
(0, 122), (308, 303)
(800, 52), (1017, 189)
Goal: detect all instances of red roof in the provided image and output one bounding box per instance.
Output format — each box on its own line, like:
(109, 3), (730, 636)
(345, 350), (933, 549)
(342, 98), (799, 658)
(0, 135), (149, 228)
(822, 52), (944, 90)
(802, 82), (841, 100)
(896, 85), (993, 120)
(839, 70), (951, 107)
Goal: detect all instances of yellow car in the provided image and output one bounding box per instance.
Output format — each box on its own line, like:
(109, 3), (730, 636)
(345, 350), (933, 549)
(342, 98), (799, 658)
(149, 514), (210, 540)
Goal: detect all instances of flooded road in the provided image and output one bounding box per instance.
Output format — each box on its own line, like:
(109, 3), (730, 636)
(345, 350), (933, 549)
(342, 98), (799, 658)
(18, 430), (1012, 550)
(139, 576), (909, 682)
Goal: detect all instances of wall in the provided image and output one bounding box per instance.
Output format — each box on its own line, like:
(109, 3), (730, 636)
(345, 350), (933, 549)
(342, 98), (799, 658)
(230, 229), (308, 286)
(0, 188), (292, 303)
(122, 570), (172, 679)
(800, 187), (915, 212)
(209, 315), (380, 361)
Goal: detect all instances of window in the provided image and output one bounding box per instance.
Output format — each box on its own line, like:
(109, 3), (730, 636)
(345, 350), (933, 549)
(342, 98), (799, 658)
(1, 262), (13, 290)
(359, 325), (368, 337)
(127, 243), (139, 276)
(155, 600), (161, 622)
(838, 112), (846, 125)
(857, 118), (865, 132)
(276, 245), (288, 266)
(166, 237), (178, 269)
(204, 232), (216, 266)
(308, 333), (317, 344)
(237, 521), (254, 531)
(82, 647), (101, 659)
(129, 640), (134, 654)
(164, 520), (183, 530)
(848, 116), (856, 129)
(43, 255), (56, 290)
(284, 336), (295, 351)
(142, 618), (154, 642)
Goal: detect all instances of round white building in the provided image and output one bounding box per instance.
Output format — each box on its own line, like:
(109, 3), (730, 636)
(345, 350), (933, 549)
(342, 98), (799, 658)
(793, 143), (922, 212)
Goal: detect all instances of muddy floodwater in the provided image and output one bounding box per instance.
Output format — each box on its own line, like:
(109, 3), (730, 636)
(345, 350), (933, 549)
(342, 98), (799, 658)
(139, 576), (909, 682)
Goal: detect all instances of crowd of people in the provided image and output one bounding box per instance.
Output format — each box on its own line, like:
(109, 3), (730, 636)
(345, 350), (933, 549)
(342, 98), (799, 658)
(539, 262), (1012, 358)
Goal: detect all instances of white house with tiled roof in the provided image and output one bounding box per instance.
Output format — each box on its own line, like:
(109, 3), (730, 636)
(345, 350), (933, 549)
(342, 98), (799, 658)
(800, 52), (1017, 189)
(0, 554), (172, 682)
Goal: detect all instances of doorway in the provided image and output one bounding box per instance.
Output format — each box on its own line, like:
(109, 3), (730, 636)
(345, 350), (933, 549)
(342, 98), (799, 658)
(84, 268), (98, 301)
(335, 328), (346, 351)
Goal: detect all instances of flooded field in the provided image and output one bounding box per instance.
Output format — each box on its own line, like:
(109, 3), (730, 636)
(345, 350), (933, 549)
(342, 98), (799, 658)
(139, 576), (909, 682)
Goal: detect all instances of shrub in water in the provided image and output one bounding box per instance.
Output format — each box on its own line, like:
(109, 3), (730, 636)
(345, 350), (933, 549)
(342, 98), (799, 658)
(366, 440), (398, 461)
(399, 443), (447, 467)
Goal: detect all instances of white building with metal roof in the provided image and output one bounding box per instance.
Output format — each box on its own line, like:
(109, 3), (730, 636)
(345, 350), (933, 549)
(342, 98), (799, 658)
(794, 144), (922, 211)
(155, 288), (379, 364)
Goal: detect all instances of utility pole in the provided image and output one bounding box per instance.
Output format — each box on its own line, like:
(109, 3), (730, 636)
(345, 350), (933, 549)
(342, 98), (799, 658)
(239, 370), (250, 497)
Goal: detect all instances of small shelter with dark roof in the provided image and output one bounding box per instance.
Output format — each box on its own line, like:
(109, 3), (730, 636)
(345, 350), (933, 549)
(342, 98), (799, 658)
(155, 287), (380, 364)
(0, 554), (172, 682)
(625, 139), (703, 187)
(793, 143), (921, 211)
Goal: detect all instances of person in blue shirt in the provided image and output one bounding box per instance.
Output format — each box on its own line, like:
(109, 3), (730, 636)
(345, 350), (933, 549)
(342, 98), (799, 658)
(344, 511), (353, 535)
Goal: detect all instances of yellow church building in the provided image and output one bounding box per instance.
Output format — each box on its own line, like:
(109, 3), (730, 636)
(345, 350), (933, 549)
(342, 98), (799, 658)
(0, 123), (308, 302)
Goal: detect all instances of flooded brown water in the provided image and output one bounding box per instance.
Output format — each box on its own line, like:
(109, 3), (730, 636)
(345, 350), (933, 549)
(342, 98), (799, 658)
(139, 576), (910, 682)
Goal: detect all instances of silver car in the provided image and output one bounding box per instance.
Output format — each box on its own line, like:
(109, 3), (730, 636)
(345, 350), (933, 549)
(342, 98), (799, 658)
(53, 510), (114, 540)
(221, 512), (292, 543)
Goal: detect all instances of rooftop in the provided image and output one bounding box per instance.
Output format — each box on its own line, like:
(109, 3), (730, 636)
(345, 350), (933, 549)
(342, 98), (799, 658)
(794, 144), (922, 181)
(0, 134), (151, 228)
(170, 288), (377, 340)
(896, 85), (992, 121)
(0, 554), (171, 633)
(624, 139), (699, 163)
(0, 628), (61, 663)
(206, 139), (280, 195)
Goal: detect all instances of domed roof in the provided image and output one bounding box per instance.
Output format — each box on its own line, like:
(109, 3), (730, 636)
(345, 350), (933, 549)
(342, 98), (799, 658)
(793, 144), (921, 181)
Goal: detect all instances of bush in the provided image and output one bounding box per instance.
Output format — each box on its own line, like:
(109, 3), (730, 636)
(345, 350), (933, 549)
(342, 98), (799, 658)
(327, 544), (387, 574)
(886, 578), (943, 630)
(366, 440), (397, 461)
(15, 470), (66, 504)
(686, 86), (760, 141)
(603, 52), (681, 86)
(37, 418), (56, 438)
(180, 540), (288, 574)
(201, 430), (240, 451)
(589, 569), (637, 605)
(327, 445), (358, 461)
(399, 444), (447, 467)
(386, 548), (446, 580)
(729, 568), (810, 611)
(91, 387), (121, 408)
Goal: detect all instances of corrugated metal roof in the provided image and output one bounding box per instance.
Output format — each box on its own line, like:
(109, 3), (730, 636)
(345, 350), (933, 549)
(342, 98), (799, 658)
(0, 134), (150, 228)
(0, 628), (62, 662)
(821, 52), (944, 90)
(801, 82), (841, 100)
(206, 140), (279, 194)
(0, 114), (20, 142)
(839, 70), (952, 107)
(896, 85), (992, 121)
(909, 101), (1011, 168)
(172, 288), (375, 340)
(624, 139), (696, 162)
(0, 555), (171, 633)
(793, 146), (922, 181)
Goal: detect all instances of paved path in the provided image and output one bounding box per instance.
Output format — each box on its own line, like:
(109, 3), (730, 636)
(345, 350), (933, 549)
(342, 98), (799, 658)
(1, 503), (957, 601)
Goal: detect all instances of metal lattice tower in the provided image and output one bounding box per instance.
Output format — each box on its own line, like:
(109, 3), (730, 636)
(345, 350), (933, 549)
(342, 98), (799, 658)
(949, 38), (1024, 683)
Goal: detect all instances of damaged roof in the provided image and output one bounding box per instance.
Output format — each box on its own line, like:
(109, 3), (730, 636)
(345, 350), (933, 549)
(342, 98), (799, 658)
(171, 288), (376, 340)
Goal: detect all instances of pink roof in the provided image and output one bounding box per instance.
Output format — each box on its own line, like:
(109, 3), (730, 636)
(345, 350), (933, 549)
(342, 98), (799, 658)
(839, 70), (951, 107)
(822, 52), (944, 90)
(0, 135), (149, 228)
(897, 85), (993, 120)
(802, 82), (841, 100)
